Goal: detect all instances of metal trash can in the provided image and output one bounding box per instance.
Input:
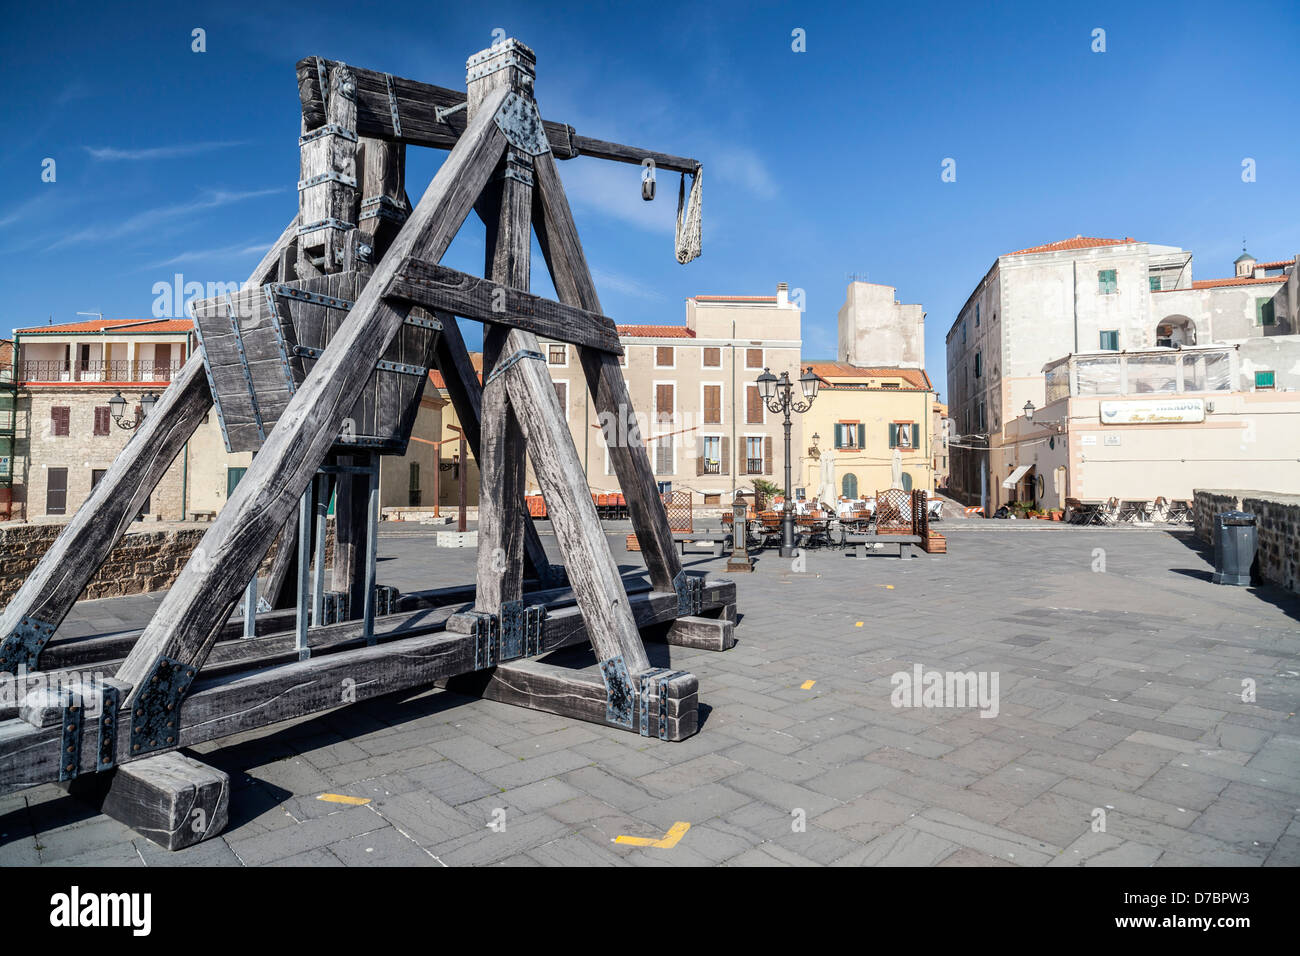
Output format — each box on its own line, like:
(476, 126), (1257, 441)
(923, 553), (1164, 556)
(1212, 511), (1257, 586)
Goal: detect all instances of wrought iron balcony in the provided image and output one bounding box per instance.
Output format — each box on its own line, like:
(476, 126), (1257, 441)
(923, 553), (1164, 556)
(18, 360), (183, 383)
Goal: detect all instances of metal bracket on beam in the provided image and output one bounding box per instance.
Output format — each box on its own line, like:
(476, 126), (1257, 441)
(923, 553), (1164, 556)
(129, 656), (196, 758)
(300, 123), (358, 146)
(403, 313), (442, 331)
(270, 284), (354, 311)
(493, 91), (550, 156)
(599, 656), (634, 729)
(359, 194), (409, 225)
(58, 689), (84, 782)
(673, 570), (703, 617)
(471, 612), (499, 670)
(484, 349), (544, 386)
(524, 605), (544, 657)
(375, 359), (428, 377)
(96, 681), (122, 771)
(384, 72), (402, 137)
(499, 601), (524, 661)
(298, 170), (359, 191)
(0, 615), (57, 674)
(298, 218), (357, 237)
(435, 100), (467, 125)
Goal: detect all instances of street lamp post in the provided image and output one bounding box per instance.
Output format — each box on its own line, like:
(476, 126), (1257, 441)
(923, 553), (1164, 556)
(757, 366), (819, 558)
(108, 390), (160, 430)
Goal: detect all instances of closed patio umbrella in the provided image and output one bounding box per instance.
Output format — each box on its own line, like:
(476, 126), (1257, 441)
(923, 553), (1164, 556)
(891, 447), (903, 490)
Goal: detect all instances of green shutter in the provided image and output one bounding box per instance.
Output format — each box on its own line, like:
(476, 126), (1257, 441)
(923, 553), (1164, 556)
(857, 423), (866, 448)
(1257, 298), (1275, 326)
(888, 423), (898, 448)
(1255, 370), (1275, 389)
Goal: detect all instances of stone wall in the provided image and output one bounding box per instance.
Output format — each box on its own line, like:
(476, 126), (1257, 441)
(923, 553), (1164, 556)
(0, 519), (334, 604)
(1192, 488), (1300, 595)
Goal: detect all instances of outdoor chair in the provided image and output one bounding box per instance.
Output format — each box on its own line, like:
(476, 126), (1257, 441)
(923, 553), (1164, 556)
(1149, 496), (1169, 522)
(1117, 499), (1148, 523)
(1096, 497), (1120, 525)
(1166, 499), (1192, 523)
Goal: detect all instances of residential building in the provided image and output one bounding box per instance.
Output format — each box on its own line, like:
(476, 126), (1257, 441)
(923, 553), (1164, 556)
(534, 283), (803, 507)
(838, 280), (926, 369)
(932, 400), (950, 491)
(945, 236), (1298, 509)
(800, 362), (936, 499)
(0, 340), (15, 519)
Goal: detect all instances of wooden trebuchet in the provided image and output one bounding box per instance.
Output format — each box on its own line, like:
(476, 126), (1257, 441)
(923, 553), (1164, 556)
(112, 85), (512, 701)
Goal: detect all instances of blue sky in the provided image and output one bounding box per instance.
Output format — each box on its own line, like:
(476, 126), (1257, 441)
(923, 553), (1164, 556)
(1, 0), (1296, 401)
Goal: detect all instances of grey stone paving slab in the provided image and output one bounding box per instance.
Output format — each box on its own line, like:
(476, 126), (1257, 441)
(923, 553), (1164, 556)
(6, 526), (1298, 867)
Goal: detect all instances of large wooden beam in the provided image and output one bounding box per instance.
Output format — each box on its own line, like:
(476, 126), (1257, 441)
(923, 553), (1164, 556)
(0, 356), (212, 672)
(531, 151), (684, 595)
(0, 578), (732, 793)
(295, 58), (701, 173)
(112, 87), (511, 701)
(385, 259), (623, 354)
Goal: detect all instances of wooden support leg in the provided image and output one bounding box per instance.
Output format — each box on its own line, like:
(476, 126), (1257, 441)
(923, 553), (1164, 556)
(67, 752), (229, 851)
(331, 455), (370, 617)
(531, 152), (683, 594)
(648, 614), (736, 652)
(111, 87), (510, 701)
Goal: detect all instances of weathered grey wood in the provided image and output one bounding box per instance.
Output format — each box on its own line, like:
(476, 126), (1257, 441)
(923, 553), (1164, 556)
(656, 614), (736, 652)
(112, 86), (511, 702)
(264, 512), (300, 610)
(469, 49), (534, 619)
(69, 751), (229, 850)
(331, 454), (370, 617)
(298, 61), (359, 274)
(531, 151), (683, 595)
(385, 259), (623, 353)
(357, 136), (406, 259)
(0, 355), (211, 670)
(0, 577), (733, 792)
(296, 58), (700, 173)
(445, 657), (698, 740)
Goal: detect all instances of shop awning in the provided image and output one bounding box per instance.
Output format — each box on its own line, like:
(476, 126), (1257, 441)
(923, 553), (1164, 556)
(1002, 464), (1032, 488)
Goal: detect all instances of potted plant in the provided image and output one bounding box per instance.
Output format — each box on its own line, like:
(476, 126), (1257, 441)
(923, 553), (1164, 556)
(750, 478), (780, 512)
(1048, 508), (1064, 521)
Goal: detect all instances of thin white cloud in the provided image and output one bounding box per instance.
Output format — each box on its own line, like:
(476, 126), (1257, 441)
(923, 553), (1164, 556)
(84, 140), (247, 161)
(147, 239), (273, 269)
(591, 267), (665, 302)
(50, 187), (282, 248)
(711, 146), (777, 200)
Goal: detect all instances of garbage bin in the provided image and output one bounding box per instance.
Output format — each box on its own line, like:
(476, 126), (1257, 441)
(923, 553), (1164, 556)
(1212, 511), (1257, 586)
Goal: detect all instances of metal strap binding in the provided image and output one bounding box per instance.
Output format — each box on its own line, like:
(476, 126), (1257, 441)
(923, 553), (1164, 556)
(637, 667), (669, 737)
(0, 615), (57, 674)
(493, 91), (550, 156)
(375, 359), (427, 376)
(298, 218), (356, 237)
(270, 284), (354, 311)
(656, 670), (686, 740)
(672, 570), (703, 616)
(315, 56), (329, 112)
(385, 72), (402, 137)
(263, 285), (299, 396)
(298, 170), (359, 191)
(293, 345), (324, 359)
(225, 294), (267, 442)
(524, 605), (544, 656)
(435, 100), (468, 125)
(484, 348), (544, 386)
(499, 601), (524, 661)
(599, 656), (634, 729)
(403, 314), (442, 331)
(359, 195), (409, 224)
(97, 681), (121, 771)
(58, 688), (84, 782)
(130, 656), (196, 757)
(300, 123), (358, 146)
(471, 612), (499, 669)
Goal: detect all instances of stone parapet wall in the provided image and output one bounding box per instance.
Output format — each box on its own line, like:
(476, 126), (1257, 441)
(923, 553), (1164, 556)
(1192, 489), (1299, 595)
(0, 519), (334, 604)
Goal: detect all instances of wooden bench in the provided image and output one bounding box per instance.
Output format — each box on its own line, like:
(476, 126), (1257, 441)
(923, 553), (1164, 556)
(672, 530), (733, 557)
(844, 532), (922, 559)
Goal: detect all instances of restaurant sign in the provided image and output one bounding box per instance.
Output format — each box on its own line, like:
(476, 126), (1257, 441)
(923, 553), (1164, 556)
(1100, 398), (1205, 425)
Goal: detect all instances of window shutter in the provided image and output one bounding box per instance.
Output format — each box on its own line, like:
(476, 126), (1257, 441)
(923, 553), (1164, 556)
(746, 348), (763, 369)
(746, 386), (761, 423)
(764, 436), (773, 475)
(889, 423), (898, 448)
(696, 435), (705, 476)
(93, 407), (110, 436)
(656, 383), (674, 422)
(656, 346), (674, 366)
(857, 423), (866, 449)
(721, 437), (729, 475)
(51, 406), (70, 437)
(704, 385), (721, 424)
(704, 347), (720, 367)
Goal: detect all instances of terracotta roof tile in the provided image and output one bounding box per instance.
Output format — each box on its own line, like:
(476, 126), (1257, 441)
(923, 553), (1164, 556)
(808, 362), (932, 389)
(16, 317), (194, 335)
(1188, 275), (1285, 289)
(617, 325), (696, 338)
(1255, 259), (1294, 270)
(691, 295), (777, 302)
(1006, 236), (1138, 256)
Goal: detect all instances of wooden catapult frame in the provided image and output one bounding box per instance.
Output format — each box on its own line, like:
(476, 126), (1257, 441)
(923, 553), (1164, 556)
(0, 41), (737, 841)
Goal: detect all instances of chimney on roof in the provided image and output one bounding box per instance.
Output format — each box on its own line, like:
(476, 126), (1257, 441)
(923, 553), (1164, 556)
(776, 282), (788, 307)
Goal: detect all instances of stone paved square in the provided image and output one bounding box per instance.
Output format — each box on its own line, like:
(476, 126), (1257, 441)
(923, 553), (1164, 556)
(1, 522), (1297, 867)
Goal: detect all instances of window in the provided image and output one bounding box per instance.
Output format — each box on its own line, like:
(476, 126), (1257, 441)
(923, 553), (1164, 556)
(226, 467), (246, 497)
(654, 434), (674, 475)
(841, 473), (858, 498)
(655, 346), (675, 368)
(51, 406), (70, 437)
(881, 382), (899, 389)
(974, 352), (982, 378)
(702, 347), (721, 368)
(1098, 269), (1117, 294)
(745, 348), (763, 369)
(961, 322), (966, 344)
(702, 384), (722, 424)
(1099, 330), (1119, 351)
(1149, 276), (1162, 292)
(547, 344), (567, 366)
(409, 462), (421, 506)
(91, 469), (107, 490)
(889, 422), (915, 449)
(46, 467), (68, 515)
(745, 384), (763, 424)
(975, 303), (980, 326)
(553, 381), (568, 418)
(834, 423), (865, 449)
(654, 383), (674, 423)
(1256, 298), (1276, 326)
(744, 436), (769, 475)
(698, 435), (723, 475)
(93, 406), (110, 436)
(1255, 370), (1276, 390)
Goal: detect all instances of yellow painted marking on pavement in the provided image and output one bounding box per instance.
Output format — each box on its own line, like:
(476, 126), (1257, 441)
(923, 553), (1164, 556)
(614, 821), (691, 848)
(881, 584), (895, 590)
(317, 793), (371, 806)
(855, 622), (863, 627)
(801, 680), (816, 690)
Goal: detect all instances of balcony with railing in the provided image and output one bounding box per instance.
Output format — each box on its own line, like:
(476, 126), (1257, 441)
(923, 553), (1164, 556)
(19, 360), (184, 383)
